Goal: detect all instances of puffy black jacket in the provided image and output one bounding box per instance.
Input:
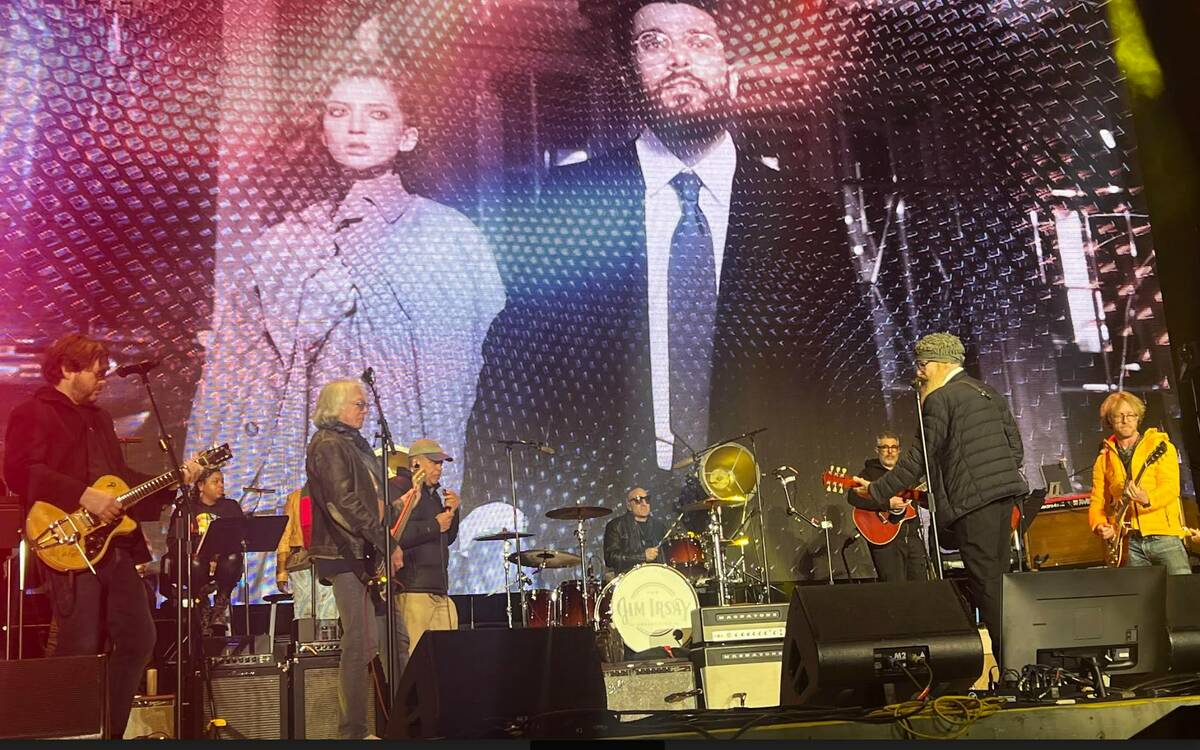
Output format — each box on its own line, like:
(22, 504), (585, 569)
(603, 512), (669, 575)
(306, 423), (387, 575)
(846, 458), (891, 511)
(870, 372), (1027, 525)
(395, 483), (459, 595)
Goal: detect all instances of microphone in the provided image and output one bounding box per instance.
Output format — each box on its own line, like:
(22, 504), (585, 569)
(361, 367), (374, 385)
(114, 359), (160, 378)
(242, 487), (277, 494)
(772, 465), (797, 477)
(842, 532), (861, 549)
(537, 442), (556, 456)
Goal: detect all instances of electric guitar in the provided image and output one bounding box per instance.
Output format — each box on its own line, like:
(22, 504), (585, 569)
(26, 444), (232, 573)
(822, 467), (925, 546)
(1104, 441), (1168, 567)
(365, 467), (426, 603)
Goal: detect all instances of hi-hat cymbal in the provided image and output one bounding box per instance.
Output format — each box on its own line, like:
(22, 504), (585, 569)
(473, 530), (535, 542)
(682, 496), (748, 513)
(507, 548), (582, 569)
(545, 505), (612, 521)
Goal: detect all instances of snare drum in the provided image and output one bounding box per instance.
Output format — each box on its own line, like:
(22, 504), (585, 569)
(556, 579), (599, 627)
(662, 533), (706, 579)
(525, 588), (556, 628)
(592, 563), (699, 653)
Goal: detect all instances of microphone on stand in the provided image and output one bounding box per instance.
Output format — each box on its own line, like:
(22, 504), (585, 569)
(536, 442), (556, 456)
(361, 367), (375, 385)
(114, 359), (160, 378)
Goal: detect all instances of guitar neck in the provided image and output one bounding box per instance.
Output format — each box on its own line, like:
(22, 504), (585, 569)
(116, 468), (184, 512)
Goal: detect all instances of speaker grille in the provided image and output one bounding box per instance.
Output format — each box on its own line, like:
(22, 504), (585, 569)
(292, 655), (377, 739)
(202, 665), (286, 740)
(0, 655), (107, 738)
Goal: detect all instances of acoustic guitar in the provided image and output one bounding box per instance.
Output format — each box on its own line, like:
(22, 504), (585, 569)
(822, 466), (924, 546)
(26, 444), (232, 573)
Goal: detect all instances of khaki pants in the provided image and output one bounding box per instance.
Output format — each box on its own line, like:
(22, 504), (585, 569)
(395, 592), (458, 655)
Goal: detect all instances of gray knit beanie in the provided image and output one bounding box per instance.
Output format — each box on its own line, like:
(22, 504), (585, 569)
(914, 332), (965, 364)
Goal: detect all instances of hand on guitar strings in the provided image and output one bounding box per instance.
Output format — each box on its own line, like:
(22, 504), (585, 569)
(888, 496), (910, 512)
(1123, 481), (1150, 509)
(1095, 522), (1117, 541)
(79, 486), (122, 523)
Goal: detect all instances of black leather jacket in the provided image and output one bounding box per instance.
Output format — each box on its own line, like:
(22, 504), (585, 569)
(603, 512), (668, 575)
(306, 422), (387, 575)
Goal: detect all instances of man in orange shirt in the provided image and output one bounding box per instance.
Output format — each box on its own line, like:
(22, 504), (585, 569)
(1089, 391), (1194, 575)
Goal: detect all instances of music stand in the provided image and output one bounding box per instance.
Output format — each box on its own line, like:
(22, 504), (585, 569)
(195, 515), (287, 652)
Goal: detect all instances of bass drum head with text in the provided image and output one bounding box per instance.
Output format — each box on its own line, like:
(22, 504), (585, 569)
(604, 563), (699, 653)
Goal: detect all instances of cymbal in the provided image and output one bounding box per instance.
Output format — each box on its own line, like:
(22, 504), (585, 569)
(682, 496), (748, 513)
(374, 446), (410, 473)
(473, 530), (535, 542)
(545, 505), (612, 521)
(507, 548), (582, 569)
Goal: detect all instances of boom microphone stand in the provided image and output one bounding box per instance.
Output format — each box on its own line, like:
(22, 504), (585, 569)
(124, 364), (192, 739)
(360, 367), (402, 705)
(778, 468), (836, 585)
(914, 382), (945, 579)
(496, 439), (553, 628)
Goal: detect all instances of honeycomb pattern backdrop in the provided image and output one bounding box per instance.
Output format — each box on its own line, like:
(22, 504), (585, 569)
(0, 0), (1187, 601)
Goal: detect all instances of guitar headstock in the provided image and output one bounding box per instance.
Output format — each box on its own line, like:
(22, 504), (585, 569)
(198, 443), (233, 469)
(1146, 441), (1167, 466)
(821, 465), (852, 492)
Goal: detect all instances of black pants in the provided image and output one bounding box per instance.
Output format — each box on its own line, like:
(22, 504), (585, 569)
(950, 497), (1016, 660)
(869, 521), (930, 582)
(44, 547), (156, 739)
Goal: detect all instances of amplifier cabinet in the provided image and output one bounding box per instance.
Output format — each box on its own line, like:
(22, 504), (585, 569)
(124, 695), (175, 739)
(0, 654), (107, 738)
(290, 654), (377, 739)
(201, 660), (288, 740)
(692, 641), (783, 709)
(1025, 507), (1105, 569)
(602, 659), (697, 719)
(691, 603), (789, 644)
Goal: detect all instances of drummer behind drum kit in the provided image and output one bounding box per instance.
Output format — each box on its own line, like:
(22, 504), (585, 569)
(470, 441), (769, 657)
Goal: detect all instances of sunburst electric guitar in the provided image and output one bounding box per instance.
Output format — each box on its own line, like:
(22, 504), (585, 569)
(1104, 441), (1167, 567)
(26, 444), (232, 573)
(822, 466), (925, 546)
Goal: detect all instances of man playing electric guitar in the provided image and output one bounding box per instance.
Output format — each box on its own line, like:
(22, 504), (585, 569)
(1089, 391), (1194, 575)
(3, 333), (205, 738)
(845, 431), (929, 582)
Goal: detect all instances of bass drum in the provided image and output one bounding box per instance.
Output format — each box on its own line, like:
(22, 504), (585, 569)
(593, 563), (699, 653)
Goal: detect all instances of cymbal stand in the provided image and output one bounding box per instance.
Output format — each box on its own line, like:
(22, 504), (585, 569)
(708, 505), (729, 605)
(572, 518), (589, 626)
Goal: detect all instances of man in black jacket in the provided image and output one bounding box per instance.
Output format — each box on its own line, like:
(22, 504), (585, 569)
(604, 487), (670, 576)
(854, 333), (1027, 657)
(306, 379), (407, 740)
(3, 333), (203, 738)
(845, 431), (929, 582)
(395, 438), (460, 653)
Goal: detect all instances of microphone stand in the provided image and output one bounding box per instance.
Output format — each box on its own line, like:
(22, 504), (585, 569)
(914, 384), (945, 580)
(746, 431), (771, 602)
(130, 368), (192, 739)
(361, 369), (401, 707)
(778, 471), (836, 585)
(496, 439), (549, 628)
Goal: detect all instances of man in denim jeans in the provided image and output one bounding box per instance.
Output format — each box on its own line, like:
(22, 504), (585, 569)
(1089, 391), (1195, 575)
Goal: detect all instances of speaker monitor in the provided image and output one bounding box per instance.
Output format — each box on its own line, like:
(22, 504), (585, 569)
(386, 626), (606, 739)
(693, 641), (784, 709)
(1167, 572), (1200, 672)
(289, 654), (377, 738)
(0, 655), (107, 738)
(780, 580), (984, 707)
(202, 661), (288, 739)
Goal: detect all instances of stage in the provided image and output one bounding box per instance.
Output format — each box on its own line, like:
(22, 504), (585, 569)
(601, 694), (1200, 741)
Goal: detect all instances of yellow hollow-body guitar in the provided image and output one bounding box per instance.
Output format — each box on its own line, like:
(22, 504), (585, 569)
(26, 444), (232, 573)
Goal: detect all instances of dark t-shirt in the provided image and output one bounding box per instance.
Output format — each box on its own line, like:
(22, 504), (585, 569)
(169, 496), (244, 554)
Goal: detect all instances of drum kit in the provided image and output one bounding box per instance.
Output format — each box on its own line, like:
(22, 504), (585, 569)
(470, 439), (768, 653)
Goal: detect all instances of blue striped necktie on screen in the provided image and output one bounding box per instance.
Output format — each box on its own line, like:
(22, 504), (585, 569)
(667, 170), (717, 464)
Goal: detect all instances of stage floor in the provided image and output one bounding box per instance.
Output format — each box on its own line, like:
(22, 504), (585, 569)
(602, 694), (1200, 740)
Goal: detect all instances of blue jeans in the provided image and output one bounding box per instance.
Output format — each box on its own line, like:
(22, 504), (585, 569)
(331, 572), (409, 739)
(1127, 534), (1193, 575)
(289, 566), (339, 620)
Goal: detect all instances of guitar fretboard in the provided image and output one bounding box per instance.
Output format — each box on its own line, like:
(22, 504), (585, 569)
(115, 468), (183, 510)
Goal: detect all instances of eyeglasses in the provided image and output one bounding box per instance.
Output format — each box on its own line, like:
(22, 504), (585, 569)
(629, 495), (650, 504)
(875, 445), (900, 452)
(634, 30), (723, 60)
(915, 360), (931, 369)
(351, 401), (369, 410)
(1112, 412), (1140, 423)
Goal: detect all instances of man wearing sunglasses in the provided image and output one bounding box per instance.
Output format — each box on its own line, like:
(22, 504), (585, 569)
(604, 487), (670, 576)
(845, 431), (929, 582)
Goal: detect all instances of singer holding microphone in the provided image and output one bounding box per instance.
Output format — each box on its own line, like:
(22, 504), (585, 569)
(393, 438), (461, 652)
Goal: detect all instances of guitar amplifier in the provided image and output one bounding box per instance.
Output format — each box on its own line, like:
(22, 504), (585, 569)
(202, 659), (289, 739)
(692, 641), (784, 709)
(290, 654), (377, 739)
(691, 603), (789, 644)
(1024, 507), (1106, 569)
(124, 695), (175, 739)
(602, 659), (698, 719)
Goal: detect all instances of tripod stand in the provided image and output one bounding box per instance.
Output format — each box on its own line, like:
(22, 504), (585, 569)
(777, 467), (837, 585)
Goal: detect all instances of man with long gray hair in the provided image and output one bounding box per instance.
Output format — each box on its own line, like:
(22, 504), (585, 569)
(305, 379), (408, 739)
